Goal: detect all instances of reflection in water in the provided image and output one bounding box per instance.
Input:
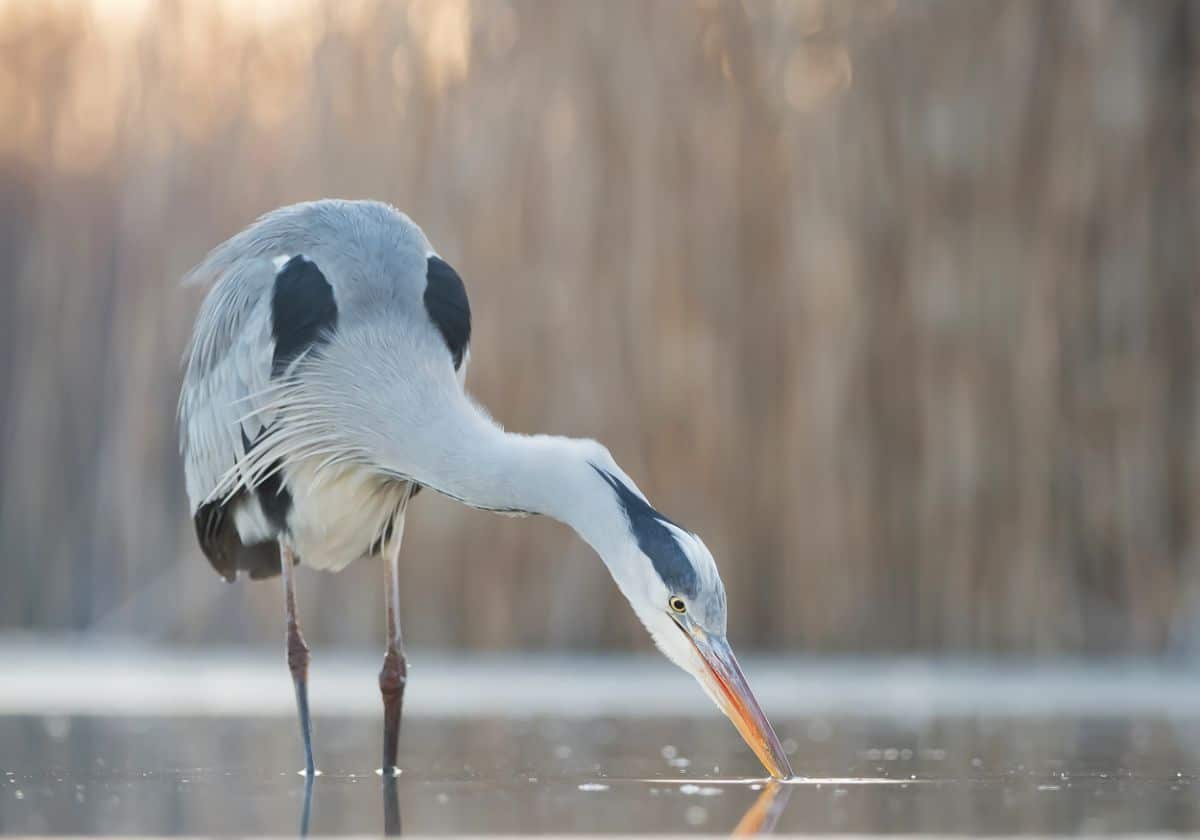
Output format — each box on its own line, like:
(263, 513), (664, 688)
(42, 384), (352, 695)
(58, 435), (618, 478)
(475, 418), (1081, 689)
(295, 772), (782, 837)
(295, 767), (403, 836)
(300, 771), (313, 837)
(383, 773), (402, 837)
(731, 783), (791, 836)
(295, 772), (398, 838)
(294, 772), (399, 837)
(3, 714), (1199, 835)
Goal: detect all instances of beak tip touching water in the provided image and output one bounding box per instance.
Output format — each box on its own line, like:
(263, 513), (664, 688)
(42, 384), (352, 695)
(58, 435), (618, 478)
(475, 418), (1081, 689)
(689, 631), (794, 780)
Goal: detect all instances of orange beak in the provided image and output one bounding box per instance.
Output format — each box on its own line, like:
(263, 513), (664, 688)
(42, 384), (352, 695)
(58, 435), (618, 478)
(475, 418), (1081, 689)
(685, 627), (793, 780)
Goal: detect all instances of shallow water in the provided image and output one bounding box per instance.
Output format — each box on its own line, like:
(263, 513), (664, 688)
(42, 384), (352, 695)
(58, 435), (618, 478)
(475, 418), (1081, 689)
(2, 715), (1199, 835)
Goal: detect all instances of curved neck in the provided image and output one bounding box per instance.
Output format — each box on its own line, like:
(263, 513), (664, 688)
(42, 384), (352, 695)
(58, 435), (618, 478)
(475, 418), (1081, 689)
(465, 432), (637, 566)
(381, 405), (636, 567)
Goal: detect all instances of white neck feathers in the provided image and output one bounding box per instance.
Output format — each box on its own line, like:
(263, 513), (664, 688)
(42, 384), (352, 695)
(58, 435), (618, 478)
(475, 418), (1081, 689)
(370, 395), (636, 568)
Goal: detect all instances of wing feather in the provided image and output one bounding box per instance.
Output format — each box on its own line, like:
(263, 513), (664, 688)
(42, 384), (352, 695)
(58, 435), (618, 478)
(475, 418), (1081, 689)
(177, 200), (445, 578)
(179, 256), (279, 513)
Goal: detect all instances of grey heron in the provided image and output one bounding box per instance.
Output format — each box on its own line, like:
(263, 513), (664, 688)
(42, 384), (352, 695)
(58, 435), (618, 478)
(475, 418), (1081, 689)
(178, 200), (792, 780)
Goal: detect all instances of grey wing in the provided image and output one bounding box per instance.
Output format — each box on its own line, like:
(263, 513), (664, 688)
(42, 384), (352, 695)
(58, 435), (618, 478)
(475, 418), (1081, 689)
(178, 255), (284, 580)
(178, 200), (445, 576)
(179, 256), (278, 511)
(179, 200), (347, 509)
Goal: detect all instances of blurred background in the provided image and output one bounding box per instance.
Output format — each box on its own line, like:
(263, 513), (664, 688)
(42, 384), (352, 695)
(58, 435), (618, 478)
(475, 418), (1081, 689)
(0, 0), (1196, 658)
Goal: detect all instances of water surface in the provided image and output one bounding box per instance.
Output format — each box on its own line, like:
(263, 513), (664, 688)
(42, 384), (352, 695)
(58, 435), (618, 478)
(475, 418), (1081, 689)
(2, 714), (1199, 835)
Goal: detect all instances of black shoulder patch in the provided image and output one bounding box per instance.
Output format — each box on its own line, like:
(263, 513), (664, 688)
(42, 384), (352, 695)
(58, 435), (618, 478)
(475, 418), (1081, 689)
(271, 255), (338, 378)
(424, 255), (471, 369)
(592, 466), (698, 598)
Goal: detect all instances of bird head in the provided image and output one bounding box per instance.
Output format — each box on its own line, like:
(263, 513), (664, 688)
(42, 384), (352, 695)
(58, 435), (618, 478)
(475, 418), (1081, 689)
(588, 463), (794, 780)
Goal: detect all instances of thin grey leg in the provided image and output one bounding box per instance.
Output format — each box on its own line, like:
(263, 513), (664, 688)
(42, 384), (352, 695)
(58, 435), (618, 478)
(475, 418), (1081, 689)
(280, 543), (315, 777)
(379, 491), (412, 773)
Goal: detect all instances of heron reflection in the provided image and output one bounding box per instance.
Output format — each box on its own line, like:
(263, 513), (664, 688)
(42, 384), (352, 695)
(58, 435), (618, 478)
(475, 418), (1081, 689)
(295, 774), (786, 837)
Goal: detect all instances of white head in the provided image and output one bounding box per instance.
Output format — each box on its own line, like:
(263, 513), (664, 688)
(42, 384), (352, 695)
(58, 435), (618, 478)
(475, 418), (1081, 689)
(556, 445), (793, 780)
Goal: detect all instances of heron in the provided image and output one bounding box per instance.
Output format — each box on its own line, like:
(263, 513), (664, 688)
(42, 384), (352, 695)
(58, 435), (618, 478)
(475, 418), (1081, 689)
(178, 200), (793, 780)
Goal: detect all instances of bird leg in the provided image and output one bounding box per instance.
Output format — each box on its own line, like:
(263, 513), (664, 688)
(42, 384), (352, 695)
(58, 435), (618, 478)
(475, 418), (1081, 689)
(280, 543), (315, 777)
(379, 501), (410, 774)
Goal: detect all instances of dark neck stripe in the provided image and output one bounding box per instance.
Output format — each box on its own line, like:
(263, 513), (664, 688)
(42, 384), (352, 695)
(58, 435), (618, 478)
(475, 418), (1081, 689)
(591, 465), (698, 598)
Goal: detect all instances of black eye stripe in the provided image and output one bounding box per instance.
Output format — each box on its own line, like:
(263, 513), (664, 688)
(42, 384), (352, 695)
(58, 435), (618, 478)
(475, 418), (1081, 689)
(590, 465), (698, 598)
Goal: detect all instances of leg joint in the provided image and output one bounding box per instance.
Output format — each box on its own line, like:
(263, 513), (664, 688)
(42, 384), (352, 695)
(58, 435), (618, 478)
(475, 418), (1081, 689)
(287, 626), (311, 676)
(379, 648), (407, 697)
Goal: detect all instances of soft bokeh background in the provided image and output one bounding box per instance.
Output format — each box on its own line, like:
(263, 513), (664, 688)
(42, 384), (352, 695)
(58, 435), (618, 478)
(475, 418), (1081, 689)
(1, 0), (1196, 656)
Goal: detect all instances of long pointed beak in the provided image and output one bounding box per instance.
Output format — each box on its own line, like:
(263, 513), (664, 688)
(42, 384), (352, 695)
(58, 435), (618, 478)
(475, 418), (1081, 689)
(687, 630), (793, 779)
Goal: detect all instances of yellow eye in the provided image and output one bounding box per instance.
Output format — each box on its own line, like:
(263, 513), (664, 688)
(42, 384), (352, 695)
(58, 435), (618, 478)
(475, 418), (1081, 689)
(669, 596), (687, 614)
